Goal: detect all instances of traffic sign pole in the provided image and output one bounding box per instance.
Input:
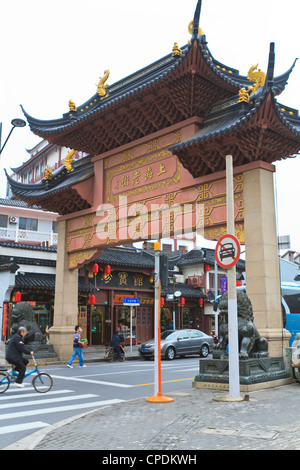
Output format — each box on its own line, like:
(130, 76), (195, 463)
(123, 298), (140, 356)
(130, 306), (133, 356)
(226, 155), (241, 399)
(146, 242), (173, 404)
(214, 157), (243, 401)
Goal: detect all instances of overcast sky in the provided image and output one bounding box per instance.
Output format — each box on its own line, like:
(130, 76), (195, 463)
(0, 0), (299, 250)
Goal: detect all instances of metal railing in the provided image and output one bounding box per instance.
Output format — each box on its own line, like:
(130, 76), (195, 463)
(0, 227), (58, 246)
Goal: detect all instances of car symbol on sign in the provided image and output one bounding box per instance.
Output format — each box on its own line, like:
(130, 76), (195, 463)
(220, 243), (235, 261)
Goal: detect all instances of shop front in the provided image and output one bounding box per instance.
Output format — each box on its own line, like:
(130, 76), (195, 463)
(85, 264), (155, 345)
(160, 285), (209, 334)
(86, 304), (112, 346)
(114, 296), (154, 344)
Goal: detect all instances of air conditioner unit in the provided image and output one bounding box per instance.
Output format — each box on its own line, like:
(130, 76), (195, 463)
(9, 216), (18, 224)
(188, 275), (204, 287)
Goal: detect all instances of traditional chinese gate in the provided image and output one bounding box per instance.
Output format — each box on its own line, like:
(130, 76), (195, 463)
(8, 1), (300, 360)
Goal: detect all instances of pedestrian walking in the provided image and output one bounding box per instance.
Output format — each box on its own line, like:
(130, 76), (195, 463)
(67, 326), (86, 368)
(5, 326), (34, 388)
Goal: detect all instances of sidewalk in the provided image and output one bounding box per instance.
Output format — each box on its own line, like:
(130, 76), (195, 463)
(80, 344), (141, 363)
(0, 341), (141, 366)
(4, 380), (300, 450)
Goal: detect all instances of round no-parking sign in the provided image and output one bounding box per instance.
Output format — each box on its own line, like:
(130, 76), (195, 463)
(215, 234), (241, 269)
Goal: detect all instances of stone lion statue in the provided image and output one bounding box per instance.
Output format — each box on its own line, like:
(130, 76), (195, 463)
(213, 290), (268, 359)
(10, 301), (46, 350)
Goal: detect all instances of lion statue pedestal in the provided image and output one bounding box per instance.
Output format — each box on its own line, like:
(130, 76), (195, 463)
(193, 291), (292, 391)
(213, 290), (268, 360)
(7, 302), (57, 360)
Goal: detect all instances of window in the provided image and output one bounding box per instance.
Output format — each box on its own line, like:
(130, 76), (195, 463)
(19, 217), (38, 231)
(179, 245), (188, 254)
(52, 221), (58, 233)
(143, 242), (154, 249)
(34, 164), (40, 179)
(0, 215), (8, 227)
(162, 244), (172, 251)
(190, 330), (203, 338)
(178, 330), (189, 340)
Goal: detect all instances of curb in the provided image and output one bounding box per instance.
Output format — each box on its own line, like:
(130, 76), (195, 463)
(2, 407), (107, 450)
(1, 355), (142, 368)
(2, 396), (143, 450)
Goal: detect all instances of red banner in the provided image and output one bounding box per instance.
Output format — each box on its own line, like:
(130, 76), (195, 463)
(2, 303), (8, 339)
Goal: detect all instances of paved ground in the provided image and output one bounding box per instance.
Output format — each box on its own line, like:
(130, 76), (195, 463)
(4, 379), (300, 450)
(2, 341), (300, 451)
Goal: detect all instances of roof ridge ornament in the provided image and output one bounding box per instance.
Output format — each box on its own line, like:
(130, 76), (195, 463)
(188, 20), (203, 37)
(44, 166), (53, 182)
(247, 65), (266, 95)
(64, 149), (75, 173)
(237, 88), (250, 104)
(191, 0), (203, 39)
(266, 42), (275, 88)
(69, 100), (77, 112)
(172, 42), (182, 57)
(97, 70), (110, 99)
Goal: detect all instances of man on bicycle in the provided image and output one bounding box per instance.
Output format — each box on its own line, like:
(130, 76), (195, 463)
(6, 326), (34, 388)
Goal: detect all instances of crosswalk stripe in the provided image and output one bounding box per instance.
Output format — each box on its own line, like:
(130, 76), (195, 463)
(0, 422), (49, 435)
(51, 374), (133, 388)
(0, 393), (98, 410)
(0, 389), (73, 401)
(0, 399), (125, 420)
(3, 382), (53, 392)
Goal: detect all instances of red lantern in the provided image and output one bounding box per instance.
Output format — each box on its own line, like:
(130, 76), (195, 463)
(160, 297), (165, 307)
(199, 298), (204, 307)
(105, 265), (111, 275)
(89, 295), (96, 306)
(204, 263), (210, 272)
(180, 297), (185, 306)
(236, 280), (242, 287)
(93, 263), (99, 274)
(15, 291), (21, 303)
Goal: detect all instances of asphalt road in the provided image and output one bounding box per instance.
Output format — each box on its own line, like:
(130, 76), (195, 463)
(0, 357), (199, 449)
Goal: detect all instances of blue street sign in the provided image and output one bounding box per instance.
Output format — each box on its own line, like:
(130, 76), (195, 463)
(123, 298), (140, 306)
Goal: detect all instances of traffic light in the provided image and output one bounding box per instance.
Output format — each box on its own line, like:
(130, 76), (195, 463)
(159, 255), (169, 287)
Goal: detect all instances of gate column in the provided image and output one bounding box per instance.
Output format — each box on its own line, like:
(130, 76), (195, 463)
(243, 165), (290, 357)
(49, 220), (79, 361)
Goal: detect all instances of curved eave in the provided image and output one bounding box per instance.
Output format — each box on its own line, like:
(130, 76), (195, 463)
(21, 33), (297, 147)
(170, 93), (264, 151)
(198, 37), (297, 96)
(274, 101), (300, 137)
(170, 87), (300, 154)
(21, 38), (246, 138)
(21, 44), (192, 137)
(5, 156), (94, 215)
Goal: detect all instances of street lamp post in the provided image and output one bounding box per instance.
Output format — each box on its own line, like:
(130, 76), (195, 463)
(0, 118), (26, 156)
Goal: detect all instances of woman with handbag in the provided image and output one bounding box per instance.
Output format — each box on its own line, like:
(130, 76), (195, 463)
(67, 326), (87, 368)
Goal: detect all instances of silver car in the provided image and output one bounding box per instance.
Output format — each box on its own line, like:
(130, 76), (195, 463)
(138, 329), (213, 360)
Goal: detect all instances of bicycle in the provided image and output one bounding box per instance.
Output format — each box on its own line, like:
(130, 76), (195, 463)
(0, 355), (53, 394)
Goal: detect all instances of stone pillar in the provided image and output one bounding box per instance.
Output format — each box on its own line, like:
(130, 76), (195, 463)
(49, 220), (79, 361)
(243, 165), (290, 357)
